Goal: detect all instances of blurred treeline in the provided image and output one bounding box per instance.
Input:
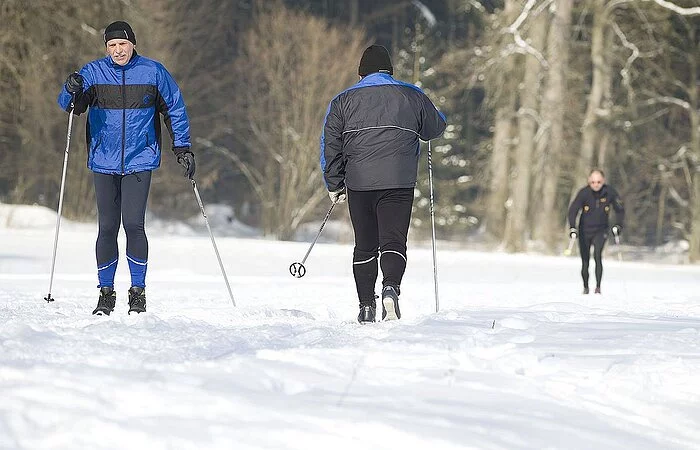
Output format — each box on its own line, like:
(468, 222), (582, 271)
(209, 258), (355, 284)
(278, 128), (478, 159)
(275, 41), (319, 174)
(1, 1), (698, 259)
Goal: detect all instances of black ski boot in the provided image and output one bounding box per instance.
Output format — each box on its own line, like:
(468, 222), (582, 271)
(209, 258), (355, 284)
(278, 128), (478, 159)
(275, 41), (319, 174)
(381, 285), (401, 321)
(92, 287), (116, 315)
(583, 287), (589, 294)
(357, 301), (376, 324)
(128, 286), (147, 314)
(594, 287), (601, 294)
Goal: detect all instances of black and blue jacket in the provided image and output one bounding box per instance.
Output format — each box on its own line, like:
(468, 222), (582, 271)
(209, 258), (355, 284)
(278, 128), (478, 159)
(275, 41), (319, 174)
(320, 73), (446, 192)
(57, 52), (191, 175)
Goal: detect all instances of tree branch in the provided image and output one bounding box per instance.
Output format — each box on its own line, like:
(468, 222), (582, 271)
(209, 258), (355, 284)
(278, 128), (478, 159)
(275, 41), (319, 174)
(645, 0), (700, 16)
(195, 137), (267, 203)
(503, 0), (549, 68)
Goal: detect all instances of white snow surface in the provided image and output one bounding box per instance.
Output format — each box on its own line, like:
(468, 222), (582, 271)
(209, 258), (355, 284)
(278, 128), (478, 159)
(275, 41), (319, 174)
(1, 206), (700, 449)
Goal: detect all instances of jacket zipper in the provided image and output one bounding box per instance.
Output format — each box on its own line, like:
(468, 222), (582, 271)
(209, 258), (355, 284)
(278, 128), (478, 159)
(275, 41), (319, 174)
(121, 67), (126, 174)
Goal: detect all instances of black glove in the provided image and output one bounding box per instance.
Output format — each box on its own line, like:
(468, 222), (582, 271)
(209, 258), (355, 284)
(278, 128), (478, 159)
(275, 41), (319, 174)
(569, 227), (578, 239)
(611, 224), (622, 236)
(176, 150), (195, 179)
(65, 72), (84, 95)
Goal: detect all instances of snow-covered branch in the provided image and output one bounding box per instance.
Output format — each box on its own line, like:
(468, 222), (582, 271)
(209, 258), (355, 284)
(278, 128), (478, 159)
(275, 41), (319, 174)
(503, 0), (548, 68)
(611, 22), (639, 91)
(645, 0), (700, 16)
(640, 95), (691, 110)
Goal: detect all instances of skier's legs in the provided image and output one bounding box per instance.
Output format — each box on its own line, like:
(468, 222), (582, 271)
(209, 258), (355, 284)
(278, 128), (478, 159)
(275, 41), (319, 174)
(592, 230), (607, 289)
(93, 173), (122, 288)
(348, 189), (379, 304)
(578, 233), (592, 289)
(121, 171), (151, 288)
(376, 188), (414, 292)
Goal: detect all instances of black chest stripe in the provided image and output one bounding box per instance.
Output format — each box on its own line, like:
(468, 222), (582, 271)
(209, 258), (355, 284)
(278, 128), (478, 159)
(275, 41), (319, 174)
(94, 84), (158, 109)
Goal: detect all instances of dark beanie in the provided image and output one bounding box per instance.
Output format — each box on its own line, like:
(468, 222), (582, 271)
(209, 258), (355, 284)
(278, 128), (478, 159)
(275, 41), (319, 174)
(104, 21), (136, 46)
(358, 45), (393, 77)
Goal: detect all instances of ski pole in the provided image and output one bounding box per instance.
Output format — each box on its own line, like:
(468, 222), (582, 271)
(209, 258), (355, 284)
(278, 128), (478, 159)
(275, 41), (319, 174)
(45, 97), (75, 303)
(612, 228), (623, 262)
(428, 140), (439, 313)
(190, 178), (236, 307)
(290, 201), (337, 278)
(563, 235), (576, 256)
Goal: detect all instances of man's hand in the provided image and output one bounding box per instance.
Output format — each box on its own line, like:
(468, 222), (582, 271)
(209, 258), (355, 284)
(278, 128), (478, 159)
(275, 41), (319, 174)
(65, 72), (84, 95)
(328, 188), (346, 204)
(611, 224), (622, 236)
(569, 227), (578, 240)
(176, 150), (195, 179)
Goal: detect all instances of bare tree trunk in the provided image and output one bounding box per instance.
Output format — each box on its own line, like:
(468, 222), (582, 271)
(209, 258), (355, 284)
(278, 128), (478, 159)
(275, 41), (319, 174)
(349, 0), (359, 27)
(573, 0), (608, 196)
(487, 108), (514, 240)
(656, 181), (667, 247)
(688, 31), (700, 261)
(485, 0), (517, 241)
(534, 0), (573, 252)
(505, 12), (547, 252)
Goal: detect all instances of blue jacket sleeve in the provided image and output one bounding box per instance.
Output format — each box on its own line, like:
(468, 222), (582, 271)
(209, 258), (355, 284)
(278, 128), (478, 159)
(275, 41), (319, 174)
(320, 97), (345, 191)
(155, 63), (191, 151)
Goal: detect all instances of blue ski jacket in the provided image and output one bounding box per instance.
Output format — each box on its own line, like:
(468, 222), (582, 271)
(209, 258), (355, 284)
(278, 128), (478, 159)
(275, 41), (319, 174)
(57, 52), (191, 174)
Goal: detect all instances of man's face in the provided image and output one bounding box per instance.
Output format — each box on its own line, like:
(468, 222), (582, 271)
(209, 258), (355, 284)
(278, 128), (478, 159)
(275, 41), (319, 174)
(106, 39), (134, 66)
(588, 172), (605, 192)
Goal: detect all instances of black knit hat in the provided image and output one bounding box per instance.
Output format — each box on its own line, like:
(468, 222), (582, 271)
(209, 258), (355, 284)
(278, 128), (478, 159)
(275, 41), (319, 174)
(104, 21), (136, 46)
(358, 45), (393, 77)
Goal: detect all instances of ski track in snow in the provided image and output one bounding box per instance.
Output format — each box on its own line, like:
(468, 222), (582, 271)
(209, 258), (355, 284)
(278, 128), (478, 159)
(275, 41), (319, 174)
(1, 227), (700, 449)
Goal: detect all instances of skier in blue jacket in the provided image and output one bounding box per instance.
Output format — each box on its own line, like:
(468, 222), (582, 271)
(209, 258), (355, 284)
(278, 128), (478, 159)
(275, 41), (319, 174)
(57, 21), (193, 315)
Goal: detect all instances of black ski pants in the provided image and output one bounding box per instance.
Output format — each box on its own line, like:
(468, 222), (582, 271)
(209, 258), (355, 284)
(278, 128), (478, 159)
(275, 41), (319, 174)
(347, 188), (413, 305)
(93, 171), (151, 288)
(579, 228), (607, 289)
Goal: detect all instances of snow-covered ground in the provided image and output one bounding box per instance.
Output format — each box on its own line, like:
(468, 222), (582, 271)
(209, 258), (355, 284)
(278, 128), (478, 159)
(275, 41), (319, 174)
(1, 204), (699, 449)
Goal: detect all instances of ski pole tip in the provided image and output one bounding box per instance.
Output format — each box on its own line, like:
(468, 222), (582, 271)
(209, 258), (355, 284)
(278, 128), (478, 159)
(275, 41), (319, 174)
(289, 262), (306, 278)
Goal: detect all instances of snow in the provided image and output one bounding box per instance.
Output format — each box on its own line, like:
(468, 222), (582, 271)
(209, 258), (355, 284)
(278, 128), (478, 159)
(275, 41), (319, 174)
(1, 204), (700, 449)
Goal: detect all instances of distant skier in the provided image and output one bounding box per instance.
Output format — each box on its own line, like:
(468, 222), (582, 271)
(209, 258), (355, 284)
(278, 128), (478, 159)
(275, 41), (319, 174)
(320, 45), (446, 323)
(57, 21), (194, 315)
(568, 169), (625, 294)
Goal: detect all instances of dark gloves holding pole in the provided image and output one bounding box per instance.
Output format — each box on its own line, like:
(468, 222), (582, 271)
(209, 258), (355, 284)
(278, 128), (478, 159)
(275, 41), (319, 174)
(64, 72), (84, 95)
(175, 149), (195, 179)
(611, 224), (622, 236)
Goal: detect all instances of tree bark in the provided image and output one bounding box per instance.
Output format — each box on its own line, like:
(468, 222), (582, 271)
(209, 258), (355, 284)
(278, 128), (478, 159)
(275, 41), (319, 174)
(505, 12), (547, 252)
(486, 0), (517, 241)
(688, 24), (700, 261)
(573, 0), (609, 197)
(534, 0), (573, 252)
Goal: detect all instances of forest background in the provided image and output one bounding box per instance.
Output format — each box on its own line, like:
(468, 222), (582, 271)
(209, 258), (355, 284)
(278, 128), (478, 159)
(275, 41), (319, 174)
(1, 0), (699, 260)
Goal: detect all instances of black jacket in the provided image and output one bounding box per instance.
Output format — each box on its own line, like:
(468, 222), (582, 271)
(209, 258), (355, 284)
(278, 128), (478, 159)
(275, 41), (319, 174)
(320, 73), (446, 192)
(568, 185), (625, 233)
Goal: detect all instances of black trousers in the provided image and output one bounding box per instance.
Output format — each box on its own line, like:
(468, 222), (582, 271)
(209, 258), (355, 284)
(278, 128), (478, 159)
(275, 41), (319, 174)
(93, 171), (151, 288)
(579, 229), (607, 289)
(347, 188), (414, 305)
